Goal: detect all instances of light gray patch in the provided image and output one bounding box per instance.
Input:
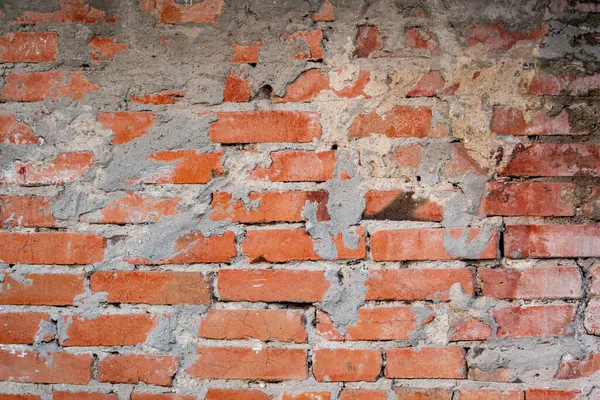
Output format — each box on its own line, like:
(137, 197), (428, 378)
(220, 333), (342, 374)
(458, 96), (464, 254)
(417, 141), (451, 186)
(34, 320), (57, 345)
(442, 173), (488, 228)
(318, 266), (368, 336)
(57, 316), (73, 345)
(51, 190), (107, 221)
(145, 315), (173, 351)
(8, 270), (33, 285)
(443, 224), (495, 259)
(304, 201), (337, 260)
(410, 305), (435, 335)
(72, 291), (108, 318)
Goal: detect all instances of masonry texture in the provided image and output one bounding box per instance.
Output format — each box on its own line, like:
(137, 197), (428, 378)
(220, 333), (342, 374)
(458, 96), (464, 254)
(0, 0), (599, 399)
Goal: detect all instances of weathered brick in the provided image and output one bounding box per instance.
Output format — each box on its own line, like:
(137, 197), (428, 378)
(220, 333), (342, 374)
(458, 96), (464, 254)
(584, 299), (600, 336)
(492, 107), (587, 136)
(0, 232), (105, 264)
(0, 312), (51, 344)
(505, 224), (600, 258)
(0, 395), (40, 400)
(526, 389), (581, 400)
(250, 150), (336, 182)
(3, 152), (93, 186)
(0, 350), (92, 384)
(370, 228), (498, 261)
(405, 27), (440, 54)
(503, 144), (600, 177)
(131, 394), (195, 400)
(365, 268), (475, 301)
(556, 351), (600, 379)
(271, 69), (370, 102)
(284, 30), (323, 61)
(583, 186), (600, 220)
(0, 114), (37, 144)
(312, 0), (335, 21)
(14, 0), (114, 23)
(283, 392), (330, 400)
(0, 32), (58, 63)
(223, 71), (251, 102)
(592, 266), (600, 295)
(90, 271), (211, 305)
(356, 26), (383, 58)
(98, 111), (154, 144)
(444, 143), (488, 175)
(53, 392), (118, 400)
(89, 36), (128, 62)
(479, 266), (582, 299)
(393, 144), (423, 168)
(81, 193), (180, 224)
(218, 269), (330, 302)
(340, 390), (386, 400)
(386, 347), (466, 379)
(313, 349), (381, 382)
(316, 306), (434, 341)
(0, 72), (99, 102)
(209, 111), (321, 143)
(481, 182), (576, 216)
(144, 150), (224, 184)
(205, 390), (269, 400)
(140, 0), (224, 23)
(98, 354), (178, 386)
(199, 309), (307, 342)
(59, 314), (162, 346)
(493, 305), (576, 338)
(210, 191), (329, 223)
(449, 318), (493, 341)
(349, 106), (432, 138)
(456, 390), (524, 400)
(242, 227), (365, 262)
(229, 41), (262, 63)
(129, 90), (185, 104)
(187, 347), (307, 381)
(363, 189), (443, 221)
(395, 388), (453, 400)
(0, 196), (57, 227)
(467, 23), (547, 50)
(408, 71), (445, 97)
(0, 273), (84, 305)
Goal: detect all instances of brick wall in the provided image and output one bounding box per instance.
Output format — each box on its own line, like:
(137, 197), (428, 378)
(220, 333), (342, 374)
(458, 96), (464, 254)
(0, 0), (599, 399)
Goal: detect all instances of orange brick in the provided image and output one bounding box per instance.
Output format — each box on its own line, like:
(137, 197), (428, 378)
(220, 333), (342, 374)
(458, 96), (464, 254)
(0, 350), (92, 384)
(129, 90), (185, 104)
(481, 182), (576, 216)
(98, 354), (178, 386)
(53, 392), (118, 400)
(88, 36), (128, 62)
(355, 26), (383, 58)
(505, 224), (600, 258)
(223, 71), (251, 102)
(144, 150), (223, 184)
(365, 268), (475, 301)
(59, 314), (162, 346)
(492, 107), (586, 136)
(339, 390), (386, 400)
(312, 0), (335, 21)
(0, 395), (40, 400)
(556, 351), (600, 379)
(14, 0), (112, 23)
(98, 112), (154, 144)
(141, 0), (224, 23)
(187, 347), (307, 381)
(284, 30), (323, 60)
(0, 196), (56, 227)
(525, 389), (581, 400)
(408, 71), (445, 97)
(0, 114), (37, 144)
(395, 388), (453, 400)
(205, 390), (269, 400)
(457, 390), (524, 400)
(312, 349), (381, 382)
(0, 72), (99, 102)
(250, 150), (336, 182)
(81, 193), (179, 224)
(199, 309), (306, 342)
(283, 393), (330, 400)
(349, 106), (432, 138)
(0, 273), (84, 305)
(449, 318), (492, 341)
(3, 152), (93, 186)
(229, 41), (262, 63)
(385, 347), (466, 379)
(0, 312), (51, 344)
(130, 395), (194, 400)
(0, 32), (58, 63)
(493, 305), (576, 338)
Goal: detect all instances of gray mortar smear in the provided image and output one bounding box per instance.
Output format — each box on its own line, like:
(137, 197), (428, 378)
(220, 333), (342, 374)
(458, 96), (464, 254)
(408, 305), (436, 341)
(303, 149), (365, 260)
(318, 267), (368, 336)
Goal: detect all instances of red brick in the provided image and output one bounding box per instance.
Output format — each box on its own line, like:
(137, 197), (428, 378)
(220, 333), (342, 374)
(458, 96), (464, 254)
(395, 388), (453, 400)
(366, 268), (475, 301)
(457, 390), (524, 400)
(356, 26), (383, 58)
(209, 111), (321, 143)
(3, 152), (93, 186)
(408, 71), (445, 97)
(89, 36), (128, 63)
(0, 32), (58, 63)
(218, 269), (330, 302)
(393, 144), (423, 168)
(349, 106), (432, 138)
(312, 0), (336, 21)
(59, 314), (162, 346)
(91, 271), (211, 305)
(98, 354), (178, 386)
(131, 395), (195, 400)
(205, 390), (270, 400)
(229, 41), (262, 63)
(527, 74), (564, 95)
(316, 306), (434, 341)
(363, 189), (443, 221)
(505, 224), (600, 258)
(81, 193), (180, 224)
(370, 228), (498, 261)
(0, 114), (37, 144)
(284, 30), (323, 61)
(312, 349), (381, 382)
(210, 191), (329, 223)
(199, 309), (307, 342)
(556, 351), (600, 379)
(492, 107), (586, 136)
(272, 69), (330, 102)
(53, 392), (118, 400)
(449, 318), (493, 341)
(283, 393), (330, 400)
(585, 300), (600, 336)
(242, 227), (365, 262)
(0, 312), (51, 344)
(405, 27), (440, 55)
(140, 0), (224, 23)
(129, 231), (235, 264)
(129, 90), (185, 104)
(187, 347), (307, 381)
(0, 349), (92, 384)
(14, 0), (113, 23)
(0, 196), (57, 227)
(0, 273), (84, 305)
(481, 182), (575, 217)
(223, 71), (251, 102)
(0, 72), (99, 102)
(250, 150), (336, 182)
(467, 23), (548, 50)
(493, 305), (576, 338)
(526, 389), (581, 400)
(144, 150), (223, 184)
(0, 396), (40, 400)
(98, 111), (154, 144)
(0, 232), (105, 264)
(444, 143), (488, 175)
(503, 144), (600, 177)
(385, 347), (466, 379)
(479, 266), (582, 299)
(340, 390), (386, 400)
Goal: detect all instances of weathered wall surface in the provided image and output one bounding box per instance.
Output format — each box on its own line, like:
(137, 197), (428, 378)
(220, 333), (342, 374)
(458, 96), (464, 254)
(0, 0), (600, 398)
